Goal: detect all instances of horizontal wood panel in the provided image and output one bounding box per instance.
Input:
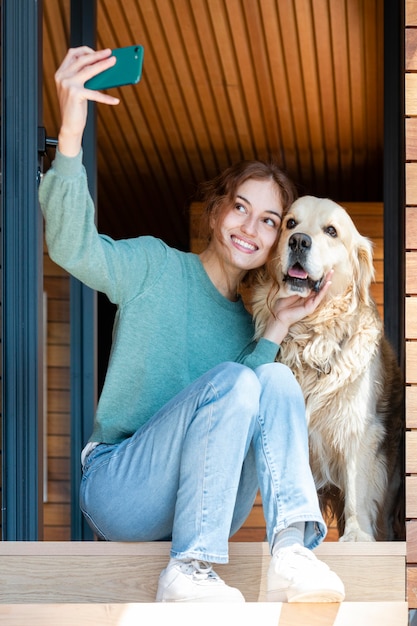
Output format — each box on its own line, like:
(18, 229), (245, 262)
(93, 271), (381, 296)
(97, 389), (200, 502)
(47, 345), (70, 368)
(407, 386), (417, 428)
(47, 458), (70, 483)
(407, 519), (417, 562)
(373, 259), (383, 281)
(406, 431), (417, 473)
(43, 503), (70, 527)
(409, 566), (417, 608)
(407, 476), (417, 517)
(407, 28), (417, 69)
(406, 73), (417, 115)
(47, 299), (69, 323)
(231, 528), (267, 542)
(407, 298), (417, 338)
(47, 322), (69, 345)
(407, 252), (417, 294)
(340, 202), (383, 215)
(370, 283), (383, 304)
(371, 238), (383, 261)
(43, 526), (71, 542)
(47, 435), (70, 459)
(47, 412), (70, 437)
(46, 481), (70, 503)
(47, 367), (69, 390)
(46, 389), (69, 414)
(44, 277), (71, 300)
(240, 504), (265, 529)
(406, 207), (417, 249)
(406, 341), (417, 383)
(407, 118), (417, 162)
(407, 0), (417, 25)
(407, 163), (417, 205)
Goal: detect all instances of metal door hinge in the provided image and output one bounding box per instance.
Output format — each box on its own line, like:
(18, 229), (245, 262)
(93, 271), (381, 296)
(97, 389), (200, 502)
(38, 126), (58, 155)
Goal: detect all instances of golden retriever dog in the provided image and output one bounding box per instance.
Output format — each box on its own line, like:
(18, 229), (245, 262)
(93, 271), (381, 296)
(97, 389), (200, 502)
(252, 196), (403, 541)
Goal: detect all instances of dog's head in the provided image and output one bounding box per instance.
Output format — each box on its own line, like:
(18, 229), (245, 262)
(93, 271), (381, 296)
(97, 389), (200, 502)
(274, 196), (374, 303)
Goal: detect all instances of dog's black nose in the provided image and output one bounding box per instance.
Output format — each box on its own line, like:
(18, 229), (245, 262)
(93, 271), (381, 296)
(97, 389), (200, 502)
(289, 232), (312, 252)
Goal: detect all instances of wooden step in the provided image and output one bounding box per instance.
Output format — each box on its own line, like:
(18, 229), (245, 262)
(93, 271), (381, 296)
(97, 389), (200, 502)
(0, 541), (406, 604)
(0, 601), (408, 626)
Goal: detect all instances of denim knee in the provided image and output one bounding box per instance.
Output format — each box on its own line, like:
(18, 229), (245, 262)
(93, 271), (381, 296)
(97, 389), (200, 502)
(211, 361), (261, 422)
(255, 362), (307, 432)
(255, 362), (303, 397)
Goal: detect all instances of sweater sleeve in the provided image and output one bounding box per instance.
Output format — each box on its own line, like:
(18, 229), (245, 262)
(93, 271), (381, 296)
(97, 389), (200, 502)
(39, 150), (165, 304)
(238, 337), (281, 369)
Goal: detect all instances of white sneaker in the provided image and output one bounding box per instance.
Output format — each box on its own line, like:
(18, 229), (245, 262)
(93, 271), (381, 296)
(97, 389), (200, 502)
(156, 559), (245, 602)
(267, 544), (345, 602)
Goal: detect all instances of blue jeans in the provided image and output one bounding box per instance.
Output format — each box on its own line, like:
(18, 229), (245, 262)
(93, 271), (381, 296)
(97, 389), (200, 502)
(80, 362), (326, 563)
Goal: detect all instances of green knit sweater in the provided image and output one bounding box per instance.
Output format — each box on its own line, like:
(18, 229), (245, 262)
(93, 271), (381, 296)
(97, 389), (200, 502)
(39, 151), (280, 443)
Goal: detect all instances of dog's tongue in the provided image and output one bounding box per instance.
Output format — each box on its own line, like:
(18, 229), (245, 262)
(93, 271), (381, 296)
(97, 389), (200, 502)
(288, 265), (308, 279)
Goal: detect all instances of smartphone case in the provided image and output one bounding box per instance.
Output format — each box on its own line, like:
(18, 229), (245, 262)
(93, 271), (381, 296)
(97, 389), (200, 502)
(85, 45), (144, 90)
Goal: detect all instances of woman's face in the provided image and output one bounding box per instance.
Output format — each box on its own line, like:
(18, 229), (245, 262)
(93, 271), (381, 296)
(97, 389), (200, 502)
(214, 178), (283, 273)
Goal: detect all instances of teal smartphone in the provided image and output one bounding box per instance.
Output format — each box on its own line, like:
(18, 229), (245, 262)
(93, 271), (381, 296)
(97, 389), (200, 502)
(85, 45), (144, 90)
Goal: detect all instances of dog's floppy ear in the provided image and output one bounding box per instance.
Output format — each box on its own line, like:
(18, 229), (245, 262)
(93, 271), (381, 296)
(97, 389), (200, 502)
(352, 234), (375, 304)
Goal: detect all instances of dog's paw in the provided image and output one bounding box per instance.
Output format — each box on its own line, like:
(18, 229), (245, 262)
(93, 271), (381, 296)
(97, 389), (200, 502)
(338, 529), (375, 542)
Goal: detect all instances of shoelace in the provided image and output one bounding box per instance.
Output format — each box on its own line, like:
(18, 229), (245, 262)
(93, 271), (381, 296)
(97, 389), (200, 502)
(179, 559), (220, 582)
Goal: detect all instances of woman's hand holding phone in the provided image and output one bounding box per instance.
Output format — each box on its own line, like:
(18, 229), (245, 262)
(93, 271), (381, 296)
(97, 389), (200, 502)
(55, 47), (120, 157)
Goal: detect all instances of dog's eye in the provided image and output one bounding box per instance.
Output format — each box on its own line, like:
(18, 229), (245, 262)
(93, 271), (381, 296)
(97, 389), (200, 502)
(325, 225), (337, 237)
(286, 218), (297, 230)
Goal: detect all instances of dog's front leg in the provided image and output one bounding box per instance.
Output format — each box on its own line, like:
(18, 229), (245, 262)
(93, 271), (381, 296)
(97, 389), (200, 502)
(338, 450), (376, 542)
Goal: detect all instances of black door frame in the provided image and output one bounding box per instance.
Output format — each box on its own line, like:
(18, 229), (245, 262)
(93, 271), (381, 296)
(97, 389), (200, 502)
(69, 0), (97, 541)
(1, 0), (44, 539)
(384, 0), (405, 367)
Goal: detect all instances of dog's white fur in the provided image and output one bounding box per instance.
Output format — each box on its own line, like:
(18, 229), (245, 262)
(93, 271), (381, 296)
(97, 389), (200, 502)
(252, 196), (403, 541)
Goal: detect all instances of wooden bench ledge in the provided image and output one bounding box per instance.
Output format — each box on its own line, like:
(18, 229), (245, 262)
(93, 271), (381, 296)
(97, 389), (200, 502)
(0, 542), (406, 604)
(0, 601), (408, 626)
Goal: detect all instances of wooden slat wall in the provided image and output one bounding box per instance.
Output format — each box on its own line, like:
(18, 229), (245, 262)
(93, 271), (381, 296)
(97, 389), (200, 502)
(406, 0), (417, 608)
(190, 200), (383, 543)
(43, 245), (71, 541)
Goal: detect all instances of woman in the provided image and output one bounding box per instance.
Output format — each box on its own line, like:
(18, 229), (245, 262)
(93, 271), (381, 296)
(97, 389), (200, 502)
(39, 47), (345, 603)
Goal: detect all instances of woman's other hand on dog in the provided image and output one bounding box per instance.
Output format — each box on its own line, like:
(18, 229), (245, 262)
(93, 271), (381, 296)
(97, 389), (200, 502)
(262, 270), (333, 345)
